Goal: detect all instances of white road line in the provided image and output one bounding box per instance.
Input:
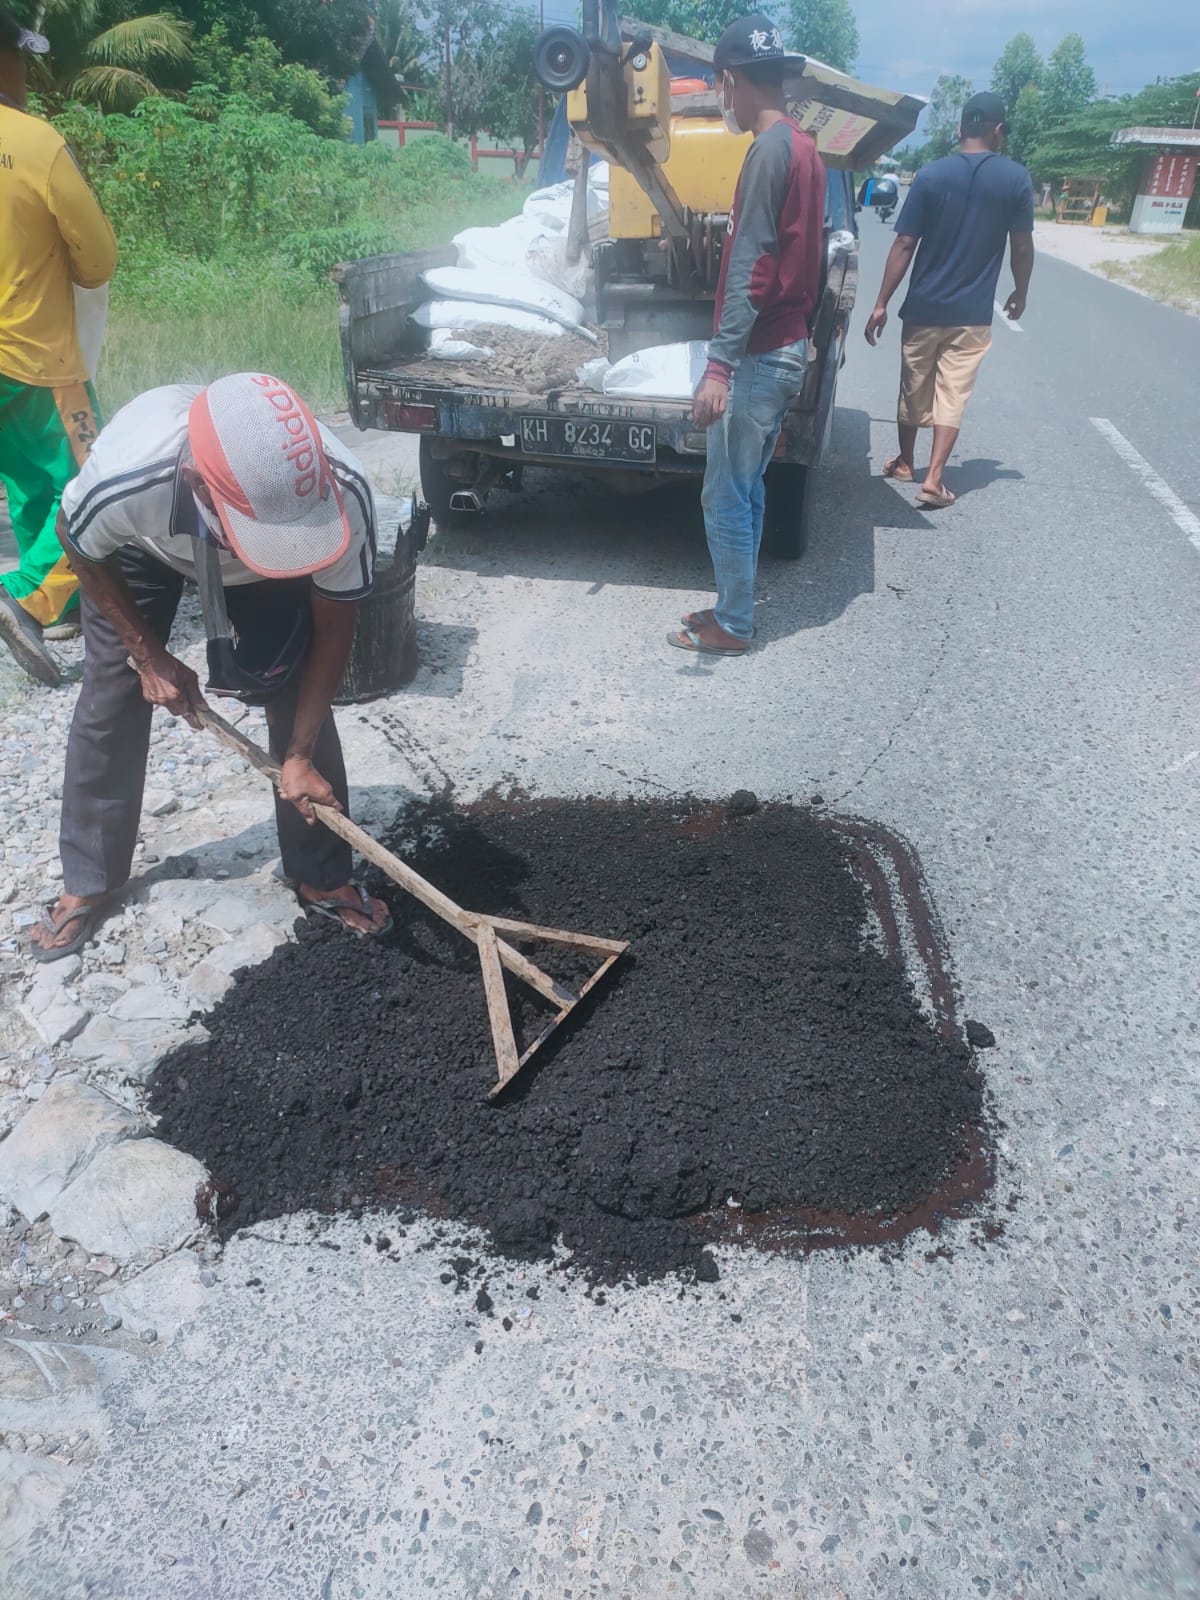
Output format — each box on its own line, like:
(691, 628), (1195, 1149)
(993, 301), (1023, 332)
(1090, 417), (1200, 552)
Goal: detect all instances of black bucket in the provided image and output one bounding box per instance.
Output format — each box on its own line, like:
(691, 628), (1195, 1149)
(334, 502), (429, 705)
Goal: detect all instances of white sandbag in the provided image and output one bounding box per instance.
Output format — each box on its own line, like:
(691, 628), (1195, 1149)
(411, 300), (564, 338)
(522, 179), (575, 232)
(525, 230), (592, 301)
(429, 329), (495, 361)
(73, 284), (109, 382)
(453, 214), (543, 273)
(423, 265), (584, 327)
(602, 341), (709, 400)
(576, 357), (610, 392)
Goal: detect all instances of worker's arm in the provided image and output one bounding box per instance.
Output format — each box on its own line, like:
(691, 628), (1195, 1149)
(46, 146), (117, 289)
(1001, 172), (1036, 321)
(696, 130), (793, 426)
(863, 233), (918, 345)
(1004, 231), (1035, 321)
(278, 593), (359, 824)
(56, 514), (203, 723)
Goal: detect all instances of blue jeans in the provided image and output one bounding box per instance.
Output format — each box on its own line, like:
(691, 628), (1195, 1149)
(700, 340), (809, 640)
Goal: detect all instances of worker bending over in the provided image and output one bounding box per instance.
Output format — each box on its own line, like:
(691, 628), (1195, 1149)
(670, 14), (824, 656)
(0, 6), (115, 686)
(31, 373), (390, 961)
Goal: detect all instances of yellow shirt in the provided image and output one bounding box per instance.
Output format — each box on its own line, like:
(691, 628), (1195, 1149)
(0, 101), (117, 388)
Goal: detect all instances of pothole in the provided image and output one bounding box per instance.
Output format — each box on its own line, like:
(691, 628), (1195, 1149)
(149, 797), (996, 1284)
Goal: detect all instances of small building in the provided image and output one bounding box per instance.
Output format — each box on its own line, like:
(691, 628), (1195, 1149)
(1112, 126), (1200, 235)
(343, 26), (401, 144)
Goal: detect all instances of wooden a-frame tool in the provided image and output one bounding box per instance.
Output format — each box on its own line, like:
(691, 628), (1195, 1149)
(198, 705), (628, 1098)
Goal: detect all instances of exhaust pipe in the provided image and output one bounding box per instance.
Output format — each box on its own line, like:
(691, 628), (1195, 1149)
(449, 489), (484, 514)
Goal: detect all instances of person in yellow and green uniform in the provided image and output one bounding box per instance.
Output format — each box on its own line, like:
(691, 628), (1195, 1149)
(0, 6), (116, 686)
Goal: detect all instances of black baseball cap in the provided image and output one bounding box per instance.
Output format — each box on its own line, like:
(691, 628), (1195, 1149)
(0, 7), (49, 53)
(713, 14), (804, 74)
(960, 91), (1006, 131)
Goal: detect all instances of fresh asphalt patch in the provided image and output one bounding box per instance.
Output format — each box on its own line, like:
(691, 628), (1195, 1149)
(150, 798), (995, 1285)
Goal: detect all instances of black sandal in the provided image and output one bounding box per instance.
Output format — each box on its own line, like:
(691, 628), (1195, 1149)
(300, 883), (393, 939)
(30, 900), (106, 964)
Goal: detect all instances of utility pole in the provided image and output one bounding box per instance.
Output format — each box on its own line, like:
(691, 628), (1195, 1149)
(444, 22), (453, 139)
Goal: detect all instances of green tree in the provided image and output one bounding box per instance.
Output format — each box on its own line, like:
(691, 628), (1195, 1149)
(782, 0), (858, 73)
(420, 0), (507, 135)
(376, 0), (427, 96)
(1127, 69), (1200, 129)
(258, 0), (372, 81)
(1007, 81), (1041, 168)
(1041, 33), (1096, 128)
(173, 0), (374, 81)
(924, 72), (972, 161)
(990, 32), (1041, 121)
(624, 0), (750, 44)
(473, 9), (544, 172)
(191, 26), (349, 137)
(15, 0), (192, 110)
(1028, 98), (1126, 187)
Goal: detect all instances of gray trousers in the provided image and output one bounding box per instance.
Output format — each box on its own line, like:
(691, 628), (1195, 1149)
(60, 546), (352, 897)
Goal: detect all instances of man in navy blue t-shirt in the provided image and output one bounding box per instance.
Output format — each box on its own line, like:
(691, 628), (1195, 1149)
(864, 92), (1035, 508)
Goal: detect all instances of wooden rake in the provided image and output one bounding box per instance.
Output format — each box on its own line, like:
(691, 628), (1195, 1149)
(197, 704), (629, 1098)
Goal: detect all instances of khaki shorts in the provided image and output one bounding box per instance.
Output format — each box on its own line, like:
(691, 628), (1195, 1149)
(898, 324), (992, 429)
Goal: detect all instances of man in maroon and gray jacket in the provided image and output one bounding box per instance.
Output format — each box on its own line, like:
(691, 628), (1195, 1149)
(669, 14), (824, 656)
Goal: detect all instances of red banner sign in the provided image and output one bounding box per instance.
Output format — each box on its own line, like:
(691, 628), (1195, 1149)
(1142, 152), (1198, 201)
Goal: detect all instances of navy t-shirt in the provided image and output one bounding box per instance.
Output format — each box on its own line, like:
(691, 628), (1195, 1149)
(895, 152), (1034, 327)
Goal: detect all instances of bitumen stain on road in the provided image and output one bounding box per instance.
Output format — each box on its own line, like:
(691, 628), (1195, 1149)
(150, 798), (995, 1284)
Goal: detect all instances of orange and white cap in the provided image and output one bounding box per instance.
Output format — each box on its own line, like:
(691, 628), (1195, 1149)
(188, 374), (351, 579)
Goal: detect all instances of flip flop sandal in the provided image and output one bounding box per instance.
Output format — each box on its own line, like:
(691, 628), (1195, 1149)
(301, 883), (394, 939)
(882, 457), (914, 481)
(0, 590), (61, 688)
(666, 627), (749, 657)
(681, 609), (757, 638)
(917, 486), (956, 508)
(30, 900), (106, 964)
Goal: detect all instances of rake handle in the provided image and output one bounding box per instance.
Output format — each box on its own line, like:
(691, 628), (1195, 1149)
(195, 703), (574, 1005)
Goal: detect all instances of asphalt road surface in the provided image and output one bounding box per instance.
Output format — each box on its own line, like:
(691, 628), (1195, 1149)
(8, 220), (1200, 1599)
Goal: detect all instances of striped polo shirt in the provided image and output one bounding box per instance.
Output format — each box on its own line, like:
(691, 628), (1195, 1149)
(60, 384), (376, 599)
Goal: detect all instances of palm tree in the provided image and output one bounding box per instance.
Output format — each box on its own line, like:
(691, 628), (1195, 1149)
(23, 0), (192, 111)
(375, 0), (427, 93)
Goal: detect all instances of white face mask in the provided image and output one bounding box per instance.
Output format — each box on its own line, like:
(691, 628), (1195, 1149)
(193, 490), (231, 550)
(720, 72), (742, 136)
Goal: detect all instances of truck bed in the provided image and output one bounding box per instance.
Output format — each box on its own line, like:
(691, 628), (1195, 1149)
(335, 244), (833, 480)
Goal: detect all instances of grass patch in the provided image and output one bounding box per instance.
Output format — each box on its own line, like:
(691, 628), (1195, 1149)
(1098, 234), (1200, 315)
(97, 175), (527, 417)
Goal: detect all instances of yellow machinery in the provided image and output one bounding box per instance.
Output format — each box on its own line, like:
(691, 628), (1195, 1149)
(531, 0), (925, 357)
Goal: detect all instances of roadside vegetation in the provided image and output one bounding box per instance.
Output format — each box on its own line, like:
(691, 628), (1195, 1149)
(59, 94), (525, 412)
(1099, 237), (1200, 317)
(11, 0), (538, 414)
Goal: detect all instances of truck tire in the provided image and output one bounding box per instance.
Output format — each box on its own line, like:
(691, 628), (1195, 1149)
(420, 438), (482, 530)
(763, 462), (812, 561)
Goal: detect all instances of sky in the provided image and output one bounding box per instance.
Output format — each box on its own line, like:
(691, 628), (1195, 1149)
(847, 0), (1200, 106)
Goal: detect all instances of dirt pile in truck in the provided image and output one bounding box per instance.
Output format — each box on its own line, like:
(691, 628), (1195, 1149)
(403, 326), (606, 392)
(150, 797), (994, 1285)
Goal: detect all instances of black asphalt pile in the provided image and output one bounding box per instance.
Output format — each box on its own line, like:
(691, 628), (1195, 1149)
(150, 799), (990, 1283)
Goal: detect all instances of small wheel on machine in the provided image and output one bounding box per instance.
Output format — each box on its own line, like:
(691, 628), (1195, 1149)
(763, 461), (813, 560)
(533, 25), (590, 92)
(420, 437), (483, 530)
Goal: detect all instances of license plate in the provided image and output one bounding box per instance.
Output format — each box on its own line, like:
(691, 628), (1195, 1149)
(519, 415), (656, 464)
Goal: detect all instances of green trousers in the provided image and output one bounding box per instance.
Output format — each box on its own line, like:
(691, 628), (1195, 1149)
(0, 373), (101, 627)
